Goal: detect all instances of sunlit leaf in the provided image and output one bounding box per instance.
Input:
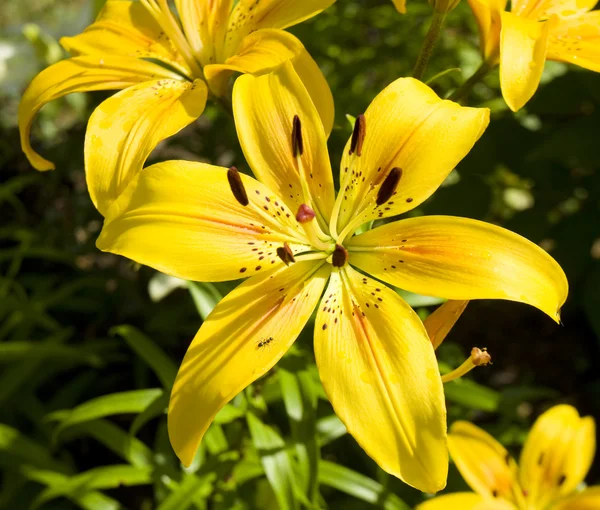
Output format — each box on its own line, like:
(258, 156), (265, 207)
(247, 412), (299, 510)
(49, 388), (163, 440)
(112, 325), (177, 389)
(318, 460), (410, 510)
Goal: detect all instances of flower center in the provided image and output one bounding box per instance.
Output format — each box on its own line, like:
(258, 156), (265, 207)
(139, 0), (204, 78)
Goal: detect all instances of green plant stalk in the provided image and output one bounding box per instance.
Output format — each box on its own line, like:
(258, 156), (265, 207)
(412, 10), (447, 81)
(448, 61), (492, 103)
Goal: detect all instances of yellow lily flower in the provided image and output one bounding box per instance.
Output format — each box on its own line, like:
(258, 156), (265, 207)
(468, 0), (600, 111)
(19, 0), (334, 216)
(95, 61), (567, 492)
(418, 405), (599, 509)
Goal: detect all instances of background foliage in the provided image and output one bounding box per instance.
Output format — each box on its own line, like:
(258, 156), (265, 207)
(1, 0), (600, 508)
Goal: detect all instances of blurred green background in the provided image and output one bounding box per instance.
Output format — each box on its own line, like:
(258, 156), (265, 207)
(1, 0), (600, 508)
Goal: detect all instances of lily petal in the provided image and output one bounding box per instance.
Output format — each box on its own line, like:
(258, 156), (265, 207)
(97, 161), (309, 281)
(224, 0), (335, 56)
(547, 12), (600, 73)
(467, 0), (507, 61)
(61, 0), (191, 77)
(551, 487), (600, 510)
(18, 56), (180, 171)
(499, 12), (555, 112)
(233, 60), (335, 224)
(347, 215), (568, 322)
(391, 0), (407, 14)
(424, 300), (469, 349)
(335, 78), (489, 236)
(512, 0), (596, 20)
(205, 29), (334, 134)
(418, 493), (516, 510)
(314, 266), (447, 493)
(169, 260), (330, 466)
(174, 0), (232, 66)
(519, 405), (596, 507)
(85, 78), (207, 215)
(448, 421), (520, 501)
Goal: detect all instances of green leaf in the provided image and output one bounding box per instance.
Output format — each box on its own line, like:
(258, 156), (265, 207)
(62, 419), (154, 468)
(112, 325), (177, 389)
(318, 461), (410, 510)
(247, 412), (299, 510)
(186, 281), (222, 319)
(316, 415), (347, 446)
(279, 368), (319, 504)
(32, 465), (153, 509)
(0, 328), (72, 406)
(0, 423), (68, 473)
(444, 378), (500, 412)
(158, 474), (214, 510)
(148, 272), (187, 302)
(0, 341), (102, 366)
(159, 452), (238, 510)
(49, 388), (163, 440)
(214, 404), (246, 425)
(395, 289), (445, 307)
(204, 423), (229, 455)
(129, 391), (168, 437)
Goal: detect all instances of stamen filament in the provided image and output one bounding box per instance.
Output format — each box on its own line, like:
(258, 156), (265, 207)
(329, 115), (366, 240)
(247, 200), (308, 245)
(294, 252), (329, 262)
(329, 166), (354, 240)
(441, 347), (492, 383)
(337, 211), (369, 245)
(139, 0), (203, 78)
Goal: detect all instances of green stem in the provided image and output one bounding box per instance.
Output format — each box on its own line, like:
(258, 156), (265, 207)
(448, 61), (492, 103)
(210, 91), (234, 120)
(412, 10), (447, 81)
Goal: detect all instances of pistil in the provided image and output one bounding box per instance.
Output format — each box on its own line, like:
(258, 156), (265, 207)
(296, 204), (334, 252)
(291, 115), (329, 231)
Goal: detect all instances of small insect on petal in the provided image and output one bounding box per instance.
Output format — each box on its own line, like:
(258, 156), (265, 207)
(332, 244), (349, 268)
(276, 242), (296, 266)
(296, 203), (316, 223)
(292, 115), (304, 157)
(256, 336), (274, 350)
(376, 167), (402, 206)
(349, 114), (366, 157)
(227, 166), (249, 206)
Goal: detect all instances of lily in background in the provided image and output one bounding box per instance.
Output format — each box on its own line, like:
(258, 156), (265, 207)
(468, 0), (600, 111)
(95, 61), (567, 492)
(19, 0), (334, 216)
(419, 405), (599, 509)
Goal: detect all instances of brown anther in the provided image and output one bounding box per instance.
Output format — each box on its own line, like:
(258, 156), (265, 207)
(349, 114), (366, 157)
(376, 167), (402, 206)
(276, 242), (296, 266)
(292, 115), (303, 157)
(296, 204), (315, 223)
(470, 347), (492, 366)
(332, 244), (349, 268)
(227, 166), (249, 206)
